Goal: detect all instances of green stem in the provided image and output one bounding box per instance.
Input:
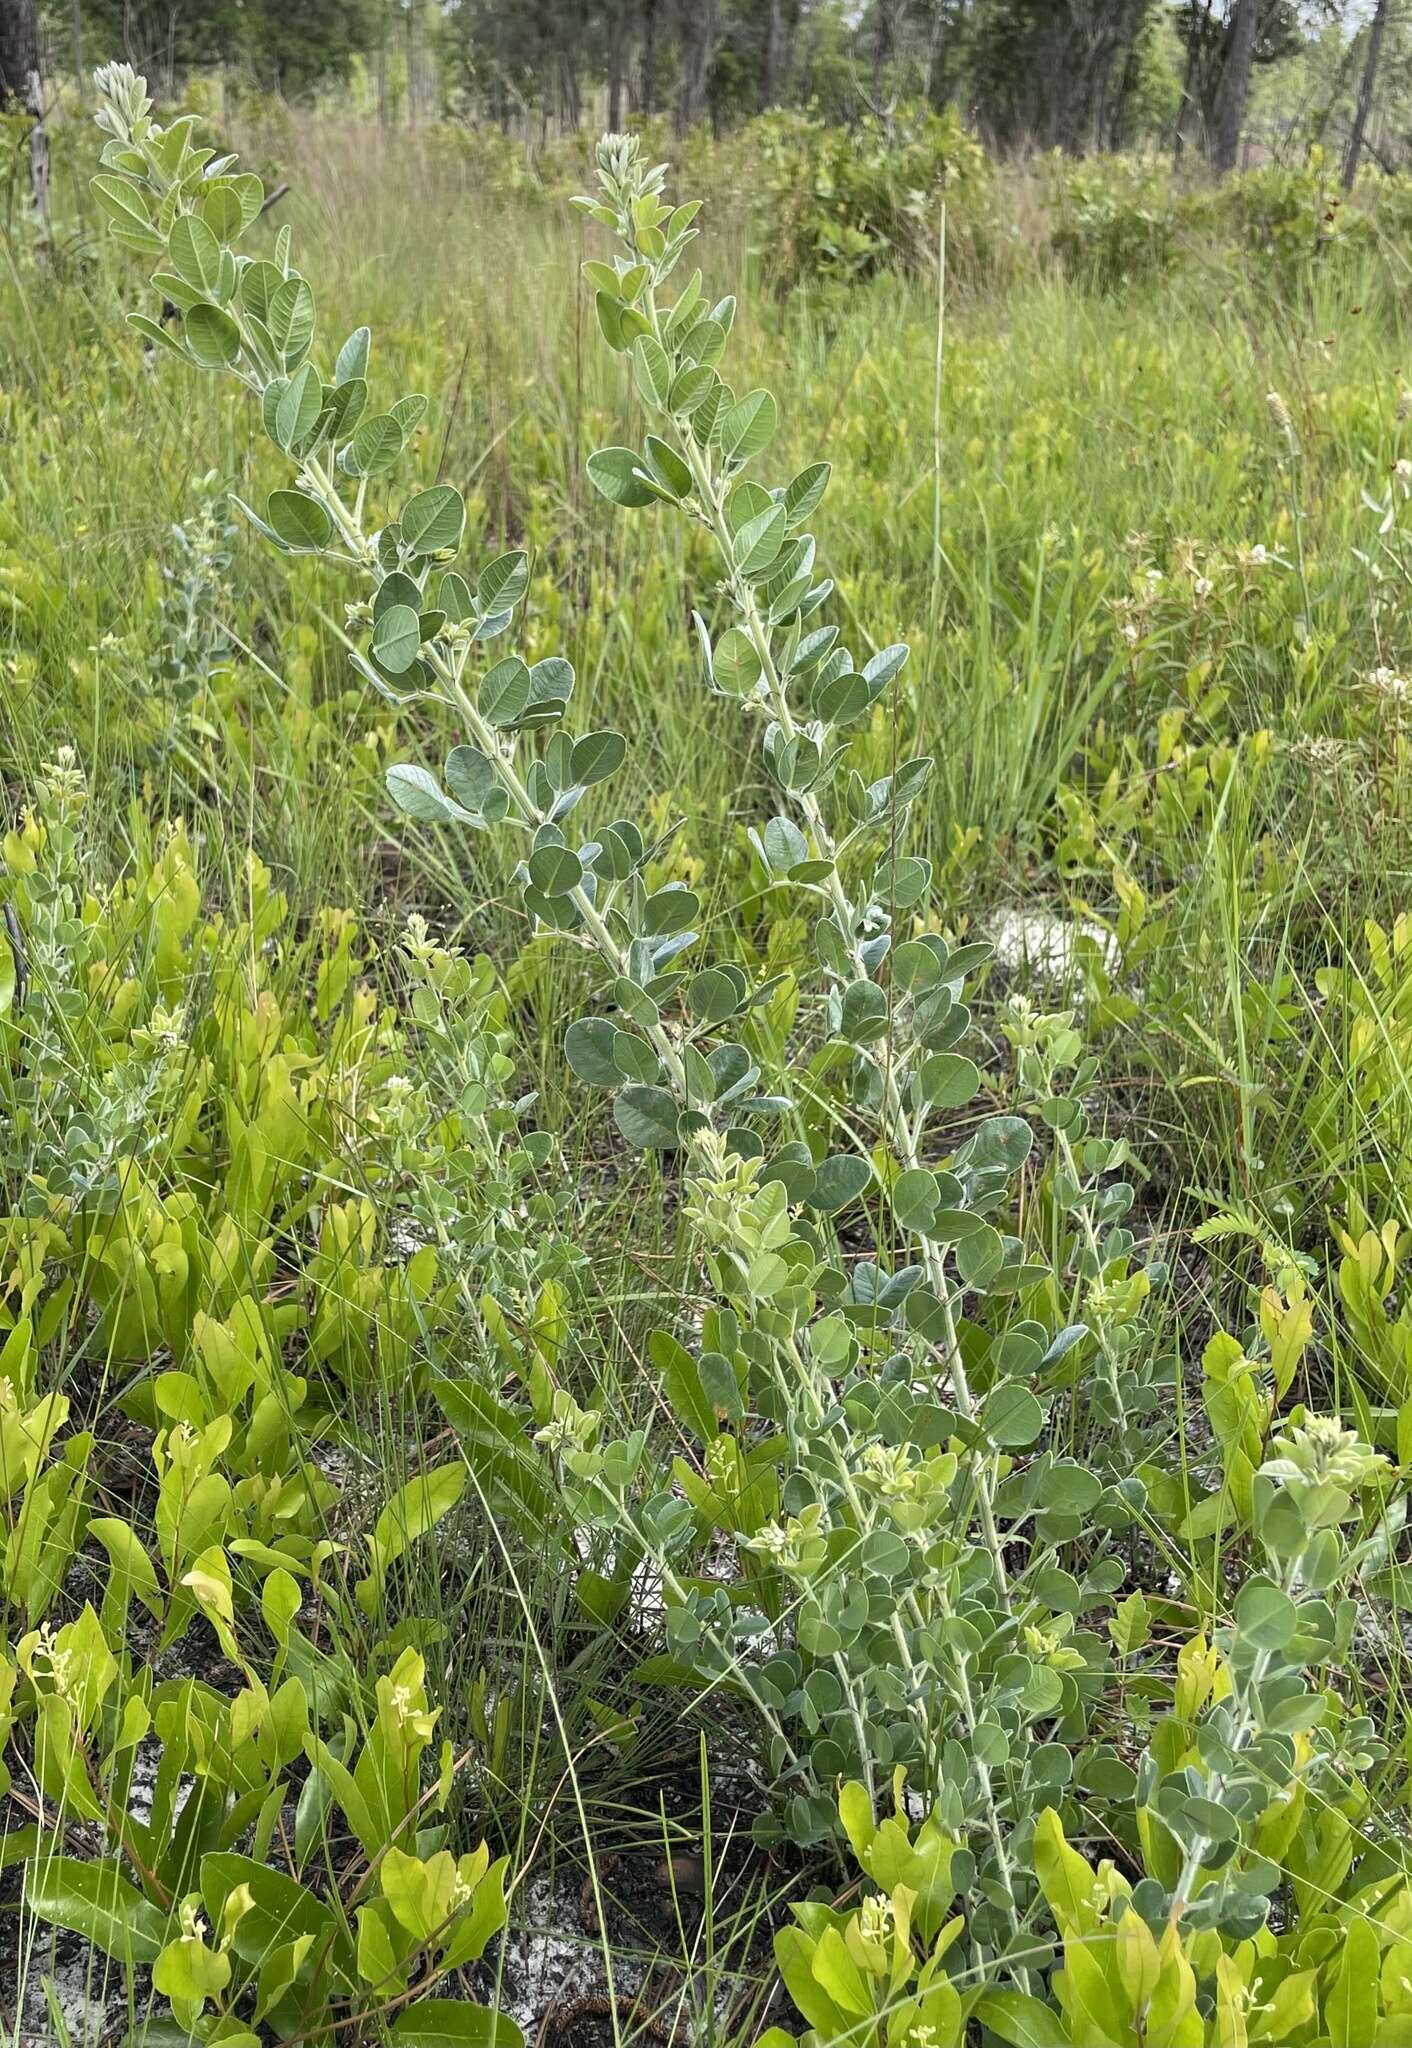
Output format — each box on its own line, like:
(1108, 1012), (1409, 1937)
(670, 416), (1013, 1615)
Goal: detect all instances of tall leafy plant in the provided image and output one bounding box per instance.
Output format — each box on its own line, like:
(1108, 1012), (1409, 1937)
(84, 74), (1412, 2037)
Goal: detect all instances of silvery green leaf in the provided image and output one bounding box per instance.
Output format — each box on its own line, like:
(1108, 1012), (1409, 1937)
(734, 504), (787, 579)
(479, 655), (532, 728)
(168, 212), (222, 293)
(476, 551), (529, 614)
(385, 764), (478, 825)
(863, 643), (911, 688)
(401, 485), (465, 556)
(335, 324), (370, 382)
(371, 603), (421, 674)
(570, 732), (626, 787)
(633, 335), (672, 409)
(587, 446), (659, 508)
(343, 411), (405, 477)
(642, 435), (692, 499)
(721, 389), (777, 464)
(266, 489), (332, 552)
(783, 462), (831, 526)
(444, 745), (497, 815)
(274, 361), (321, 450)
(527, 844), (584, 898)
(183, 301), (241, 368)
(811, 1155), (873, 1214)
(711, 626), (761, 698)
(564, 1018), (621, 1086)
(267, 274), (315, 366)
(615, 1086), (681, 1150)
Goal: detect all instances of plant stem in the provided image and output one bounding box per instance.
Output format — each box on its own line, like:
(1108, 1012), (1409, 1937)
(670, 420), (1013, 1613)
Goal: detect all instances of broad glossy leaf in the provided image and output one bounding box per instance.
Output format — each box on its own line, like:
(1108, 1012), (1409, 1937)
(200, 1853), (338, 1968)
(26, 1857), (168, 1966)
(390, 2001), (522, 2048)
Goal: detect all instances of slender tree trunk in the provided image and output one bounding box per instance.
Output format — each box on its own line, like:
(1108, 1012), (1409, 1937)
(0, 0), (48, 226)
(675, 0), (717, 134)
(1108, 6), (1144, 153)
(922, 0), (947, 106)
(872, 0), (895, 107)
(641, 0), (658, 114)
(1173, 28), (1197, 159)
(1211, 0), (1256, 176)
(607, 0), (625, 129)
(762, 0), (783, 107)
(1344, 0), (1389, 190)
(0, 0), (38, 108)
(1176, 0), (1216, 161)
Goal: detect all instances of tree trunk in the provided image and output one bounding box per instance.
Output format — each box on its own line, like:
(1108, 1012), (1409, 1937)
(1211, 0), (1256, 176)
(762, 0), (783, 107)
(1344, 0), (1389, 190)
(0, 0), (39, 107)
(607, 0), (625, 129)
(922, 0), (947, 107)
(675, 0), (717, 134)
(1174, 0), (1213, 161)
(872, 0), (895, 107)
(0, 0), (48, 226)
(1108, 6), (1144, 153)
(641, 0), (658, 114)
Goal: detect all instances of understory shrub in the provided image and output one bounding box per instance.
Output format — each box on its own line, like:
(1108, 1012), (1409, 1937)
(748, 105), (993, 294)
(1047, 146), (1412, 293)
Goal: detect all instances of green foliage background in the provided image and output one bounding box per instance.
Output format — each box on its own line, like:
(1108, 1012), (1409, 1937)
(8, 59), (1412, 2048)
